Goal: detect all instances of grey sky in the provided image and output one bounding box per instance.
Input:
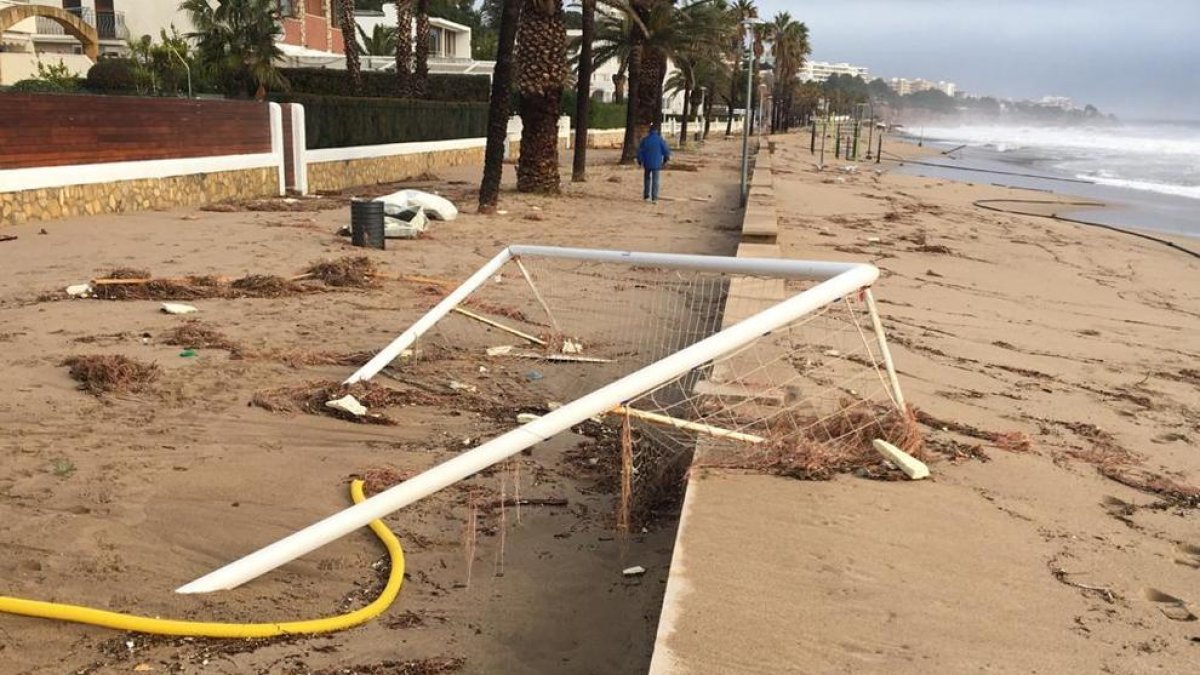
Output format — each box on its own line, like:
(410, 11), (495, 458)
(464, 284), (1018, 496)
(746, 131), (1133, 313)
(754, 0), (1200, 120)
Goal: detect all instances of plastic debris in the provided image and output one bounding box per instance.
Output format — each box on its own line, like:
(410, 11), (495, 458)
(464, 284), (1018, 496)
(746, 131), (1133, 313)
(161, 303), (198, 315)
(449, 380), (478, 394)
(326, 394), (367, 417)
(622, 566), (646, 577)
(516, 413), (541, 424)
(178, 349), (198, 358)
(66, 284), (92, 298)
(561, 339), (583, 354)
(376, 189), (458, 221)
(487, 345), (515, 356)
(872, 439), (930, 480)
(525, 370), (544, 381)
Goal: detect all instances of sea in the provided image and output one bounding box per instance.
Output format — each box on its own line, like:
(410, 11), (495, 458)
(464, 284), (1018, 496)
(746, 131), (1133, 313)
(895, 121), (1200, 238)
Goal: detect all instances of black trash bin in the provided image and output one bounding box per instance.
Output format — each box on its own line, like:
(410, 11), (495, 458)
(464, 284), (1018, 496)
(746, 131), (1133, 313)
(350, 199), (386, 250)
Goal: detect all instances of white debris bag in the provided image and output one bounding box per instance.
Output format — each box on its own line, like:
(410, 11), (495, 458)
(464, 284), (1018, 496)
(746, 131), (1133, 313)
(376, 189), (458, 221)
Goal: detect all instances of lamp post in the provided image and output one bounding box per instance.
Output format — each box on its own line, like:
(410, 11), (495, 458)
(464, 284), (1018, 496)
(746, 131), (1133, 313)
(166, 44), (193, 99)
(739, 17), (763, 207)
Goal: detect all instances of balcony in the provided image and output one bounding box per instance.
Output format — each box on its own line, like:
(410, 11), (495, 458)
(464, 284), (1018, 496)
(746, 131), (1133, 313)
(35, 6), (128, 41)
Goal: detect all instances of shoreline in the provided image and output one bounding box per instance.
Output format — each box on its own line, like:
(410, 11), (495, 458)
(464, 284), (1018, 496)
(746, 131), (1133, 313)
(889, 134), (1200, 240)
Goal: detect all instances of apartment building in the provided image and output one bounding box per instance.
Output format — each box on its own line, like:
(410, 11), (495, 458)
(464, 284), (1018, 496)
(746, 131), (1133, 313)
(798, 61), (870, 83)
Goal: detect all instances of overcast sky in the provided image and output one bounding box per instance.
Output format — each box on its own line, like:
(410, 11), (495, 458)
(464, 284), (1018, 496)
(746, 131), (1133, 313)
(754, 0), (1200, 120)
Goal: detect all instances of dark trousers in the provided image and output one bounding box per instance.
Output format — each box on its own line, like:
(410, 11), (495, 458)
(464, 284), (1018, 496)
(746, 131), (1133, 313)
(643, 169), (662, 201)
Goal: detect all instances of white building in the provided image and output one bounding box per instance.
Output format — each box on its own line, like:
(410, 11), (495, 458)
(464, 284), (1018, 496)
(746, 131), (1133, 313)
(0, 0), (130, 84)
(799, 61), (870, 83)
(1037, 95), (1075, 110)
(887, 77), (957, 97)
(566, 27), (684, 115)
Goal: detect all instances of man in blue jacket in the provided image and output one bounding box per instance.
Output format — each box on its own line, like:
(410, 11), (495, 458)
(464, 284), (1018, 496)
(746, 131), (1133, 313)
(636, 124), (672, 203)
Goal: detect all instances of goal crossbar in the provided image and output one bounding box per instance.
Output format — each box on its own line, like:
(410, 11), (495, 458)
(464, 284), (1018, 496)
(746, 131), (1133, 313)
(177, 246), (880, 594)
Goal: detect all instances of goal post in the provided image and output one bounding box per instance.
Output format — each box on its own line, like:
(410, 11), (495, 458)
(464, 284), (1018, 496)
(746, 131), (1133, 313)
(178, 246), (896, 594)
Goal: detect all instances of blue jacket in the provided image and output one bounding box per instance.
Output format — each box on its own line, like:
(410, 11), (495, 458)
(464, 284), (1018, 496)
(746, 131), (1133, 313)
(637, 130), (671, 171)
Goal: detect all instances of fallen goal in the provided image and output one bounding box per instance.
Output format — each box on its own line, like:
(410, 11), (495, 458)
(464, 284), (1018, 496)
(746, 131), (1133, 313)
(178, 245), (912, 593)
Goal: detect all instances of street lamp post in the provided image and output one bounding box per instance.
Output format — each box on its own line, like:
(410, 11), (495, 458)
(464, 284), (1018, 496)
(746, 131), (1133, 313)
(739, 18), (762, 207)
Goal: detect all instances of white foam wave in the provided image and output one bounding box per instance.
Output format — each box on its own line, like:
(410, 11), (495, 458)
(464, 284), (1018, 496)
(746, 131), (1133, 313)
(1083, 175), (1200, 200)
(920, 124), (1200, 158)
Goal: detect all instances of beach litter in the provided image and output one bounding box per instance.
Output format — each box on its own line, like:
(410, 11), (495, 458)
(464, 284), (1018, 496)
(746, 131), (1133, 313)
(622, 566), (646, 577)
(66, 284), (92, 298)
(161, 303), (198, 315)
(326, 394), (368, 417)
(377, 189), (459, 221)
(872, 439), (930, 480)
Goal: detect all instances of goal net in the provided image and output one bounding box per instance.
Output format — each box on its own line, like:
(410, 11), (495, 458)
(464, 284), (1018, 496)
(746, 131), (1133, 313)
(179, 245), (917, 593)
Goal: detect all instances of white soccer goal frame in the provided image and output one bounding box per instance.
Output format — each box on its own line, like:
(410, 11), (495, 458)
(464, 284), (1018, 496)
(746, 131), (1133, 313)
(178, 245), (899, 594)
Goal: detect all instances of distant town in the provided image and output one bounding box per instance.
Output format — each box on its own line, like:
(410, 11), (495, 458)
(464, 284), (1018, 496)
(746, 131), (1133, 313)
(799, 59), (1091, 114)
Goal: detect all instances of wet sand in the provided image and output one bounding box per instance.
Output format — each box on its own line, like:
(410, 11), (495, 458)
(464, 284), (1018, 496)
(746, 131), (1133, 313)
(0, 143), (744, 674)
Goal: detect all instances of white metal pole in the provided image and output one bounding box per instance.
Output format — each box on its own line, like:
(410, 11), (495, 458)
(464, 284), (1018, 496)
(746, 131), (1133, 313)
(177, 262), (879, 593)
(863, 288), (907, 411)
(345, 248), (514, 384)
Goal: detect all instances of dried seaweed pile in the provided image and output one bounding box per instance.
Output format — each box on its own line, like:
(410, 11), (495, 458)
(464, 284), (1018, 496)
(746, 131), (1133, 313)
(76, 256), (382, 302)
(92, 273), (302, 301)
(160, 320), (242, 352)
(713, 401), (926, 480)
(62, 354), (160, 395)
(302, 256), (380, 288)
(250, 380), (447, 424)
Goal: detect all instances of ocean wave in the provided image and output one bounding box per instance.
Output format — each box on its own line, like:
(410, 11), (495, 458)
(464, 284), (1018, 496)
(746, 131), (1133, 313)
(920, 125), (1200, 158)
(1082, 175), (1200, 200)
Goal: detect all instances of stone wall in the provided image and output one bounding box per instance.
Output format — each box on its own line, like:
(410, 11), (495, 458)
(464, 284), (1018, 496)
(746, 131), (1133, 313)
(587, 129), (626, 149)
(0, 167), (279, 227)
(307, 145), (488, 193)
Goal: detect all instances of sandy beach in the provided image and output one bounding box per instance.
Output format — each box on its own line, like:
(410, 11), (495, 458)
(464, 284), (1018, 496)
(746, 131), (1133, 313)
(655, 133), (1200, 674)
(1, 131), (1198, 674)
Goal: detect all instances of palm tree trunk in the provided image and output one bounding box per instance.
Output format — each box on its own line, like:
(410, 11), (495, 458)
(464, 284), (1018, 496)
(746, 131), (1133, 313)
(725, 66), (737, 137)
(394, 0), (412, 97)
(571, 0), (595, 182)
(479, 0), (523, 212)
(339, 0), (363, 94)
(515, 0), (567, 194)
(612, 57), (626, 102)
(619, 40), (642, 164)
(703, 93), (713, 138)
(633, 47), (664, 141)
(413, 0), (430, 98)
(678, 85), (690, 147)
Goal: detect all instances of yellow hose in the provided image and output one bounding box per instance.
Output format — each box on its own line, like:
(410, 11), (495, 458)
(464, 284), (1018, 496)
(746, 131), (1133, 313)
(0, 480), (404, 638)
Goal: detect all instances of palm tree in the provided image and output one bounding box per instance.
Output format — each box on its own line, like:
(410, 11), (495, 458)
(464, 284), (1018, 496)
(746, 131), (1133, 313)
(181, 0), (286, 99)
(358, 23), (397, 56)
(515, 0), (569, 193)
(572, 0), (596, 182)
(724, 0), (755, 136)
(413, 0), (430, 97)
(339, 0), (364, 93)
(572, 9), (632, 102)
(764, 12), (808, 132)
(394, 0), (413, 96)
(605, 0), (727, 161)
(479, 0), (523, 211)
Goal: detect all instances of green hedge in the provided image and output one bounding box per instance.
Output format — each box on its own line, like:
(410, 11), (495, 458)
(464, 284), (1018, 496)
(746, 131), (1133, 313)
(559, 89), (627, 130)
(280, 68), (490, 102)
(273, 93), (488, 149)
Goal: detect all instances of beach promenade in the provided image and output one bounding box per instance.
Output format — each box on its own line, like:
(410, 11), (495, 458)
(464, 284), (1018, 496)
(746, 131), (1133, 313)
(649, 133), (1200, 673)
